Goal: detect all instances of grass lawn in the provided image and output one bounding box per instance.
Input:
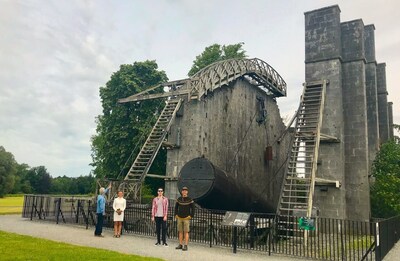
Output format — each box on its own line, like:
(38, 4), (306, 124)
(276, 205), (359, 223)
(0, 230), (163, 261)
(0, 196), (24, 215)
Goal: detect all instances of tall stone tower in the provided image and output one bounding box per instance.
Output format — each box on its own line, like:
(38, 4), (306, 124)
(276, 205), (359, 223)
(304, 5), (394, 221)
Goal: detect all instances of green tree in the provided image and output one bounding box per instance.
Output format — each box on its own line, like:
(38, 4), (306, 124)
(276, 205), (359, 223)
(75, 175), (96, 195)
(10, 163), (31, 194)
(26, 166), (52, 194)
(91, 60), (168, 181)
(370, 139), (400, 218)
(0, 146), (16, 197)
(188, 42), (247, 76)
(50, 175), (72, 194)
(393, 123), (400, 144)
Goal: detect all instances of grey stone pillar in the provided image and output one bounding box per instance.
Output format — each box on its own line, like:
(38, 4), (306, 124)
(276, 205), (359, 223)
(377, 63), (390, 143)
(304, 5), (346, 219)
(364, 25), (379, 165)
(341, 19), (370, 221)
(388, 102), (394, 139)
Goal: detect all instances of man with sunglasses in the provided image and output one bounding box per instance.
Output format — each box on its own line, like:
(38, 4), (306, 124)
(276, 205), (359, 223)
(174, 186), (195, 251)
(151, 188), (169, 246)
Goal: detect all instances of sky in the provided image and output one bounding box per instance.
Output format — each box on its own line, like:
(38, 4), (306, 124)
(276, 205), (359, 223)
(0, 0), (399, 177)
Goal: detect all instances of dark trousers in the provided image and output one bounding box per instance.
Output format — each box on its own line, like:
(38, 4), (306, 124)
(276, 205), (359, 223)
(95, 213), (104, 235)
(155, 217), (167, 243)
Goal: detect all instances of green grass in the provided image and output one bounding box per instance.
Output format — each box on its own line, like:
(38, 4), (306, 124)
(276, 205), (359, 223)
(0, 196), (24, 214)
(0, 230), (163, 261)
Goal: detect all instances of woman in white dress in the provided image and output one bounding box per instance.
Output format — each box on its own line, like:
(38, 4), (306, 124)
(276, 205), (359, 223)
(113, 191), (126, 238)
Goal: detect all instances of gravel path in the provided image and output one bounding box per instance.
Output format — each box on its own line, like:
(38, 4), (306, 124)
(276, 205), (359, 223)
(0, 215), (305, 261)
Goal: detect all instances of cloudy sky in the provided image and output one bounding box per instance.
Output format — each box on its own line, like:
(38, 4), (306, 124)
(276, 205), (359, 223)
(1, 0), (399, 177)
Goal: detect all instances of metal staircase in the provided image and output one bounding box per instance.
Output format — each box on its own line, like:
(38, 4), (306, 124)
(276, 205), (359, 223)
(119, 98), (182, 201)
(276, 81), (326, 232)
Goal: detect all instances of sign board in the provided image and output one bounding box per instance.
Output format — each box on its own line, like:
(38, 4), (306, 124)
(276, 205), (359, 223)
(221, 211), (250, 227)
(298, 217), (315, 231)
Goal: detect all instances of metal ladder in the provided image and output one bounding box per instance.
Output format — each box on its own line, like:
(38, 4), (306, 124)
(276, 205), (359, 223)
(276, 81), (326, 236)
(119, 98), (182, 201)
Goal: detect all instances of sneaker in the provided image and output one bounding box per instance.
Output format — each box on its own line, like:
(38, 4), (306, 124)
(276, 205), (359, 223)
(182, 245), (188, 251)
(175, 244), (183, 250)
(155, 242), (161, 246)
(163, 243), (168, 247)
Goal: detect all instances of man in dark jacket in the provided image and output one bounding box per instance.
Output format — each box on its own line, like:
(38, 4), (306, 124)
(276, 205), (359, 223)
(174, 186), (195, 251)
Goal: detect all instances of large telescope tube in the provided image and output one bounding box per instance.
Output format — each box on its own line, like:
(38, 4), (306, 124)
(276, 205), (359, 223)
(177, 157), (273, 212)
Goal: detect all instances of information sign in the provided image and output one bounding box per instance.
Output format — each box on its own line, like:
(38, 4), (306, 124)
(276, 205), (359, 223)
(221, 211), (250, 227)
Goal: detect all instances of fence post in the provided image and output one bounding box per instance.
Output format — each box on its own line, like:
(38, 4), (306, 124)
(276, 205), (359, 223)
(375, 222), (381, 261)
(339, 221), (345, 261)
(268, 217), (272, 256)
(249, 214), (255, 249)
(38, 196), (43, 219)
(30, 195), (35, 220)
(233, 226), (238, 253)
(76, 200), (80, 224)
(209, 211), (212, 248)
(86, 200), (91, 229)
(56, 198), (61, 224)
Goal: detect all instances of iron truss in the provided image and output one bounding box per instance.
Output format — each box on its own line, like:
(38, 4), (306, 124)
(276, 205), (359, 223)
(118, 58), (286, 103)
(190, 58), (286, 99)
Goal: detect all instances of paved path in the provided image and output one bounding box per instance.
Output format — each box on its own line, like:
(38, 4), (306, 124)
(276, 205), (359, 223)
(2, 215), (399, 260)
(0, 215), (304, 261)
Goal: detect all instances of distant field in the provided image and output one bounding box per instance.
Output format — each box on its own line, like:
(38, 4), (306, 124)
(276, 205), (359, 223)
(0, 196), (24, 215)
(0, 231), (162, 261)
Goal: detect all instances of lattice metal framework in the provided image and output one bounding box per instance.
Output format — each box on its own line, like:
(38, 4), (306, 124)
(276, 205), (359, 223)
(118, 58), (286, 103)
(190, 58), (286, 99)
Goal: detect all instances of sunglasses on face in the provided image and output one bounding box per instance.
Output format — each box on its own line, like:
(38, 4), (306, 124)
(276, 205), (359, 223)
(158, 190), (163, 192)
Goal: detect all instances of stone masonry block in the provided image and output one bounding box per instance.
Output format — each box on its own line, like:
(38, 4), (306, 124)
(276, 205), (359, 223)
(341, 19), (365, 62)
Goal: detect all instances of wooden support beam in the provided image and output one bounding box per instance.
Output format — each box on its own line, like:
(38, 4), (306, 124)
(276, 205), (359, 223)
(320, 133), (340, 143)
(146, 174), (167, 179)
(315, 178), (341, 188)
(118, 78), (190, 103)
(118, 89), (192, 103)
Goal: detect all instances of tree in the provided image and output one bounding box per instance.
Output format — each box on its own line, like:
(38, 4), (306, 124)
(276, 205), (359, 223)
(91, 61), (168, 181)
(25, 166), (52, 194)
(0, 146), (16, 197)
(188, 42), (247, 76)
(370, 139), (400, 218)
(10, 163), (31, 194)
(75, 174), (96, 195)
(393, 124), (400, 144)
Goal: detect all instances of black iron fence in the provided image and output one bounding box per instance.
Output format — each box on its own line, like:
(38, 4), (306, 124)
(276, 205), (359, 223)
(22, 195), (400, 260)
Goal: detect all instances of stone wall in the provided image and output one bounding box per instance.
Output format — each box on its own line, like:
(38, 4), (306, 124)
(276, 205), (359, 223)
(305, 5), (346, 219)
(165, 79), (291, 211)
(303, 5), (392, 221)
(364, 25), (379, 167)
(377, 63), (390, 143)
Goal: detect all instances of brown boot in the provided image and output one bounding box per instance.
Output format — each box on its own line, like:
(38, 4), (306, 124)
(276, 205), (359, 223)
(175, 244), (183, 250)
(182, 245), (188, 251)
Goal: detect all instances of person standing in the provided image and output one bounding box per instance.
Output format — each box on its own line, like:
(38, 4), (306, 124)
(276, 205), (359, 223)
(94, 183), (111, 237)
(174, 186), (195, 251)
(151, 188), (169, 246)
(113, 190), (126, 238)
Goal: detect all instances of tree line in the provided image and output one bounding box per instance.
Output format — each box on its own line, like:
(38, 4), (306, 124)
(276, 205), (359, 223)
(0, 146), (95, 197)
